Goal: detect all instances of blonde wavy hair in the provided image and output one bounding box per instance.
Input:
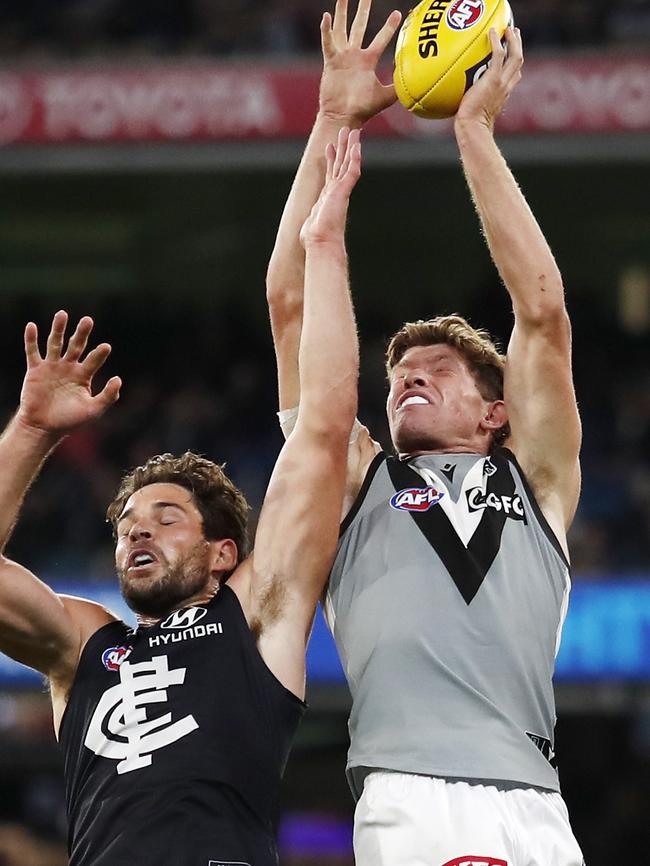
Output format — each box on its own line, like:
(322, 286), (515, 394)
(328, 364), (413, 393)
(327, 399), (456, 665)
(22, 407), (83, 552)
(386, 314), (509, 446)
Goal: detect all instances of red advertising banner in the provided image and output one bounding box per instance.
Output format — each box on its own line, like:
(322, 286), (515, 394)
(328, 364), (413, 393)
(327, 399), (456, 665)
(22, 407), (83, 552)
(0, 56), (648, 145)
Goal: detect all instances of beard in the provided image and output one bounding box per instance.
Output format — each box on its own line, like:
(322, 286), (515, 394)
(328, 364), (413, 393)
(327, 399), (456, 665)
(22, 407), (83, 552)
(118, 541), (213, 619)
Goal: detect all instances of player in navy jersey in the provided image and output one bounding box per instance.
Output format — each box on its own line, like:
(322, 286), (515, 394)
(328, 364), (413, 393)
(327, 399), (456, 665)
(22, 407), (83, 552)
(266, 1), (585, 864)
(0, 129), (362, 866)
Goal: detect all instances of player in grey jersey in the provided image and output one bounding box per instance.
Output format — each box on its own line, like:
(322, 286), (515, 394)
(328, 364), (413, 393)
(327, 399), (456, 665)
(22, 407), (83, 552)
(266, 1), (585, 864)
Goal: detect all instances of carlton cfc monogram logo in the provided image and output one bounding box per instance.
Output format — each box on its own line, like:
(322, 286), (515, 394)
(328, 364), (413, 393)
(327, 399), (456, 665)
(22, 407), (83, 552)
(85, 655), (198, 774)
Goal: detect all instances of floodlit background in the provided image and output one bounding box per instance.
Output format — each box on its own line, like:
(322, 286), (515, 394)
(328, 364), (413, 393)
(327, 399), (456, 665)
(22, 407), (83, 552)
(0, 1), (649, 864)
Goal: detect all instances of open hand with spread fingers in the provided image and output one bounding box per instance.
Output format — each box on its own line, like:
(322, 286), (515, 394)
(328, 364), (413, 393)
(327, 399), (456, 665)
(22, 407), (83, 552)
(319, 0), (402, 124)
(300, 127), (362, 248)
(17, 311), (121, 441)
(455, 26), (524, 130)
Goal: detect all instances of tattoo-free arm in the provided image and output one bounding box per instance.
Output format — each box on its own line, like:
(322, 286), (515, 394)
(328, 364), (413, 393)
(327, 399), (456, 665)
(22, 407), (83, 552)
(233, 131), (362, 698)
(0, 313), (120, 676)
(266, 0), (401, 411)
(455, 29), (581, 541)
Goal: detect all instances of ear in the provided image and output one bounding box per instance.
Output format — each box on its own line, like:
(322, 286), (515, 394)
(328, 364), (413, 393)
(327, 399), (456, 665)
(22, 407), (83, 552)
(207, 538), (238, 576)
(480, 399), (508, 432)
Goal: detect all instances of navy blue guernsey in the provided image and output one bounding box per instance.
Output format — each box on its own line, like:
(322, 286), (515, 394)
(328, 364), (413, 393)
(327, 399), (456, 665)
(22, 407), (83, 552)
(59, 586), (305, 866)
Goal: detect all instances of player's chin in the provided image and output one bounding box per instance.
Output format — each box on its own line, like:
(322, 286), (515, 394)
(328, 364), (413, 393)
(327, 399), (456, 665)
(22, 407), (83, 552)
(392, 418), (437, 454)
(120, 579), (178, 618)
(118, 568), (165, 608)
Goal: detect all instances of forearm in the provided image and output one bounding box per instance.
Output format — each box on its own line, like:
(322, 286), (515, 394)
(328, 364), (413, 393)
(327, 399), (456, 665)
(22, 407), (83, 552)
(299, 240), (359, 430)
(268, 113), (362, 411)
(0, 415), (59, 552)
(267, 112), (362, 306)
(455, 118), (565, 323)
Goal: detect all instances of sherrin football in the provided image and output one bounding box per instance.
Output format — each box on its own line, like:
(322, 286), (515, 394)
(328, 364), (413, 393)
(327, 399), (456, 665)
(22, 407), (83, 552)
(394, 0), (514, 119)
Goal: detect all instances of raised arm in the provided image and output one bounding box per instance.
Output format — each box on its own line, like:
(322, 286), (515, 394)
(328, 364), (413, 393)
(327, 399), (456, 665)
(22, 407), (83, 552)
(231, 130), (362, 698)
(266, 0), (401, 411)
(0, 313), (120, 684)
(454, 28), (581, 545)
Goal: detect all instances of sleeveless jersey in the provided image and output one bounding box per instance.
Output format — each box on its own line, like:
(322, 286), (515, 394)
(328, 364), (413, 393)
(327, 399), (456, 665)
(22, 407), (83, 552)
(60, 585), (305, 866)
(327, 449), (570, 798)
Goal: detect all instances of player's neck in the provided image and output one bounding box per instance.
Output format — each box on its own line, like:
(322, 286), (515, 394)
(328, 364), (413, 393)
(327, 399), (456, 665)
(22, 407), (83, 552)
(134, 585), (220, 628)
(399, 444), (489, 460)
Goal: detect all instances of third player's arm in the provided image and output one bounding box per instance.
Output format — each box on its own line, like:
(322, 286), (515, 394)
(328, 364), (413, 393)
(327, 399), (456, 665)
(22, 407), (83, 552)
(233, 131), (362, 698)
(454, 28), (581, 539)
(266, 0), (401, 411)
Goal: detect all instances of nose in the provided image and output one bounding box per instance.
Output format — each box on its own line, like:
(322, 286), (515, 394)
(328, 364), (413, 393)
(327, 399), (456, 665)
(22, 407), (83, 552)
(129, 521), (153, 541)
(403, 370), (428, 389)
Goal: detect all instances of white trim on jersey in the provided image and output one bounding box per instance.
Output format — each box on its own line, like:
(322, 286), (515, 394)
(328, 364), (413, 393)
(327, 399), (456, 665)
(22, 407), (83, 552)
(555, 565), (572, 659)
(324, 590), (336, 633)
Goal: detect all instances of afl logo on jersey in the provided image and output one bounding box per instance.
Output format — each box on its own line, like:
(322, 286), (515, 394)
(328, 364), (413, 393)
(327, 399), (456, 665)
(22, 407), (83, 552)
(161, 606), (208, 630)
(102, 645), (132, 671)
(390, 486), (445, 512)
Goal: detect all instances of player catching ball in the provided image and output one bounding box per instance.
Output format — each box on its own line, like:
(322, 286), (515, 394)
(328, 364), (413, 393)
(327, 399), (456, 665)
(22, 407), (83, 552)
(267, 2), (585, 864)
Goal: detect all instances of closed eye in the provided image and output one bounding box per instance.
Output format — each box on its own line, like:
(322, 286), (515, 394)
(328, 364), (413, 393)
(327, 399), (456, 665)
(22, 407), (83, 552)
(158, 505), (185, 525)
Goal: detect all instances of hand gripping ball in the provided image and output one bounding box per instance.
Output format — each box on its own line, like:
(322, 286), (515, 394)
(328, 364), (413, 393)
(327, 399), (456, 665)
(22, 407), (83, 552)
(394, 0), (514, 119)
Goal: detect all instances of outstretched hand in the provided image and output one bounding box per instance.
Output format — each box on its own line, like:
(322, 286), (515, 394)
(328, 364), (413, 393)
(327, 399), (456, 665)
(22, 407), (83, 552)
(455, 26), (523, 130)
(17, 311), (121, 440)
(319, 0), (402, 123)
(300, 127), (362, 248)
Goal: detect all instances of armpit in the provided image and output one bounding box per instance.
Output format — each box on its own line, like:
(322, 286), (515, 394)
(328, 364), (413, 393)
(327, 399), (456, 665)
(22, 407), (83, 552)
(254, 575), (289, 633)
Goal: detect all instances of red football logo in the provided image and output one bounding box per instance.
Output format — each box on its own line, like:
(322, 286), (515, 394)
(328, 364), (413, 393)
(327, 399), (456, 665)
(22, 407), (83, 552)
(447, 0), (485, 31)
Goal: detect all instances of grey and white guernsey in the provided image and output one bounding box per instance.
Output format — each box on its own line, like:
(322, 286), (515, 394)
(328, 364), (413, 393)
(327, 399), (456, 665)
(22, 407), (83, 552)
(326, 448), (571, 799)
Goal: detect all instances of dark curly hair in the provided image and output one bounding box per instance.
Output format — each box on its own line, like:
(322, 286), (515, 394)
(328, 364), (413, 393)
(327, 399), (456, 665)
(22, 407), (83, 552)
(106, 452), (250, 575)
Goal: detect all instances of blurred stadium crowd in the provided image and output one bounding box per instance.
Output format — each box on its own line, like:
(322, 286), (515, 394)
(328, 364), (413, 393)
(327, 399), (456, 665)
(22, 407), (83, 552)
(1, 0), (649, 60)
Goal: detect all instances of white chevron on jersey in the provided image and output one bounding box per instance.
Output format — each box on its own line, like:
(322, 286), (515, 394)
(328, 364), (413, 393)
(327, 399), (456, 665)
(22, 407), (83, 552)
(414, 456), (489, 547)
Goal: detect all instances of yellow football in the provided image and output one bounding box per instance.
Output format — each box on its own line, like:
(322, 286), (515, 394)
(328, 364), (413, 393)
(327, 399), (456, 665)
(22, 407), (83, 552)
(394, 0), (514, 119)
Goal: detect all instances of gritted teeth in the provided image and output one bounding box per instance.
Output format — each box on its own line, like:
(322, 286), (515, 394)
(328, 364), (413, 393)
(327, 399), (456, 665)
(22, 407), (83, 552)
(400, 395), (429, 408)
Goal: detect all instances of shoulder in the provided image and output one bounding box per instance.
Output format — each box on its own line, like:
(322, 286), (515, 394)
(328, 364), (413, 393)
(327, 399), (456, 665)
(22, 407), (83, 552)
(343, 425), (383, 516)
(223, 562), (257, 628)
(498, 446), (574, 563)
(340, 448), (387, 535)
(58, 594), (121, 646)
(50, 597), (122, 729)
